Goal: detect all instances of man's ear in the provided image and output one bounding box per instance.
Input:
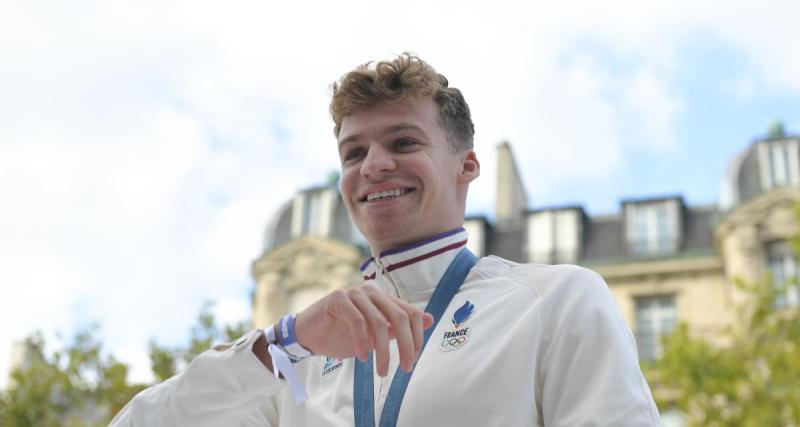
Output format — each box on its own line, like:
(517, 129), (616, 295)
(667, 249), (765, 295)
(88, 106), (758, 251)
(457, 150), (480, 184)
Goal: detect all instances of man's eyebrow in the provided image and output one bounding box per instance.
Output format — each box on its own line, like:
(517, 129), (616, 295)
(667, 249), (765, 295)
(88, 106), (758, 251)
(383, 123), (428, 137)
(338, 134), (362, 149)
(338, 123), (428, 149)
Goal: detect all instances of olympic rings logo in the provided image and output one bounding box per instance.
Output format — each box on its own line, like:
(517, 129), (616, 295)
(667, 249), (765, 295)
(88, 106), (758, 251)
(440, 335), (468, 352)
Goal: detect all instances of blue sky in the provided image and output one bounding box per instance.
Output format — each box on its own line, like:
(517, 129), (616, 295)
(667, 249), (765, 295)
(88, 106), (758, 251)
(522, 36), (800, 215)
(1, 0), (799, 386)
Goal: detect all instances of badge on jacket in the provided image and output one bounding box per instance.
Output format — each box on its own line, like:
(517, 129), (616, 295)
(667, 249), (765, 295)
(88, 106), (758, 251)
(321, 356), (344, 378)
(440, 300), (474, 352)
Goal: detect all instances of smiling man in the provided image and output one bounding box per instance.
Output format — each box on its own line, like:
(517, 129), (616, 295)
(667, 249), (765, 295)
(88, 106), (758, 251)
(335, 92), (478, 252)
(112, 53), (662, 426)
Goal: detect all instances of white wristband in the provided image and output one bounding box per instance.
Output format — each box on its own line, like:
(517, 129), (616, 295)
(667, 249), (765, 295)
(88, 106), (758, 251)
(264, 324), (308, 403)
(276, 314), (314, 361)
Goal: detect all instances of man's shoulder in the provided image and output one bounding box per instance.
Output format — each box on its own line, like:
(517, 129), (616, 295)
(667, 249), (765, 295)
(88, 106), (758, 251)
(477, 255), (601, 282)
(477, 256), (624, 333)
(475, 255), (607, 298)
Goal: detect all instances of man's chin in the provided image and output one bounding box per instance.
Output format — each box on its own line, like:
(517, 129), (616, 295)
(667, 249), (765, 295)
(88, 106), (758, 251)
(363, 224), (421, 252)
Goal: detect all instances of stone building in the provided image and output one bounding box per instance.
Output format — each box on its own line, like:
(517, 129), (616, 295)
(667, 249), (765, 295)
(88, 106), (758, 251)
(251, 130), (800, 362)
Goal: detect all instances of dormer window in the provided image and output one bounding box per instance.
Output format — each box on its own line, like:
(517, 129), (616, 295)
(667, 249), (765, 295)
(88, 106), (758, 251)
(527, 208), (582, 264)
(633, 204), (669, 253)
(291, 189), (336, 237)
(625, 199), (682, 256)
(758, 139), (800, 190)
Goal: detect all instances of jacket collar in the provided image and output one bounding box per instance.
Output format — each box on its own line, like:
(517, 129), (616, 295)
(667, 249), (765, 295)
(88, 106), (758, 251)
(360, 228), (468, 304)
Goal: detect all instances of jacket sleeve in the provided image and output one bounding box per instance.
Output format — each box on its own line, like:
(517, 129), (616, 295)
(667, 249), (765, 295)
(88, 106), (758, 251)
(109, 329), (285, 427)
(538, 267), (663, 427)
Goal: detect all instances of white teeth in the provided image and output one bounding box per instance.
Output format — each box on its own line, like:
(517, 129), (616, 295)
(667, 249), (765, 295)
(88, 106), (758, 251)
(366, 188), (406, 201)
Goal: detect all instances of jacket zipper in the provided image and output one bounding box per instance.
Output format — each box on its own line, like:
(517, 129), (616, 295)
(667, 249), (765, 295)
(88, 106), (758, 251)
(374, 257), (401, 298)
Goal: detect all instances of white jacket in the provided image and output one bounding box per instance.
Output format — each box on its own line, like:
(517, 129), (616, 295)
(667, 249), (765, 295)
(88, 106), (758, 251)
(111, 228), (662, 426)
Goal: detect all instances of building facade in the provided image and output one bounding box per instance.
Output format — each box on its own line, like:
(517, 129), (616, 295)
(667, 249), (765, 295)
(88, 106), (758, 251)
(251, 132), (800, 363)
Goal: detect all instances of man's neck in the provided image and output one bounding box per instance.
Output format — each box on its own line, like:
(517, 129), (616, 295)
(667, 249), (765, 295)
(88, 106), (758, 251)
(368, 227), (466, 259)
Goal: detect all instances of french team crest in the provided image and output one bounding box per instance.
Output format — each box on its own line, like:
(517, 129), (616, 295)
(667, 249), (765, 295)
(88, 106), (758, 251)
(321, 356), (343, 378)
(440, 300), (475, 352)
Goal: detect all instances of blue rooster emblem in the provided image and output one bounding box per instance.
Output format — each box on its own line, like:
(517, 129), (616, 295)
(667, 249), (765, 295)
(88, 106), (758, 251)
(451, 300), (475, 329)
(322, 357), (337, 370)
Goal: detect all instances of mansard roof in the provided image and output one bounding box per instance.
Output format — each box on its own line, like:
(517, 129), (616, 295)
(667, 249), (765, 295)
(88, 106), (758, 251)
(475, 201), (718, 265)
(261, 184), (366, 256)
(721, 134), (800, 210)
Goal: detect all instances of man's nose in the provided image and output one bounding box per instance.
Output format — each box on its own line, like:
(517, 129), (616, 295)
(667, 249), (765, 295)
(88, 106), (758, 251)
(360, 146), (396, 178)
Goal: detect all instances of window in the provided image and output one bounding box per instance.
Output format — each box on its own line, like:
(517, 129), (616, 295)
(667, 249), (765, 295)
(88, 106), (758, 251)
(302, 192), (321, 234)
(292, 189), (335, 237)
(759, 140), (800, 190)
(769, 144), (790, 186)
(554, 212), (579, 263)
(767, 242), (800, 308)
(635, 295), (676, 361)
(629, 202), (677, 255)
(527, 209), (581, 264)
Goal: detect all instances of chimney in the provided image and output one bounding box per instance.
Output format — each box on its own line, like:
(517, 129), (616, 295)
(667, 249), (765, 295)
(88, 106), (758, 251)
(495, 141), (527, 225)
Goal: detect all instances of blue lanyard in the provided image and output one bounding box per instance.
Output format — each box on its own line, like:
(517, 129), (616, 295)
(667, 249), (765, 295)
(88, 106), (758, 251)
(353, 248), (478, 427)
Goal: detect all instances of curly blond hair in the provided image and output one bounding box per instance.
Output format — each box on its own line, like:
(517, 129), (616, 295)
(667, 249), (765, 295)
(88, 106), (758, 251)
(330, 53), (474, 151)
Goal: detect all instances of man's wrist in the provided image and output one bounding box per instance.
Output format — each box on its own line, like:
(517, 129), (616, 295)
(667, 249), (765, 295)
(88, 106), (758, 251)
(252, 333), (274, 372)
(274, 314), (314, 362)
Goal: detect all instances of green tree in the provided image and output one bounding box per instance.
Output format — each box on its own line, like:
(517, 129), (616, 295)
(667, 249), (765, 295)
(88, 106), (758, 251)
(647, 251), (800, 425)
(0, 302), (250, 426)
(0, 327), (145, 427)
(148, 302), (249, 381)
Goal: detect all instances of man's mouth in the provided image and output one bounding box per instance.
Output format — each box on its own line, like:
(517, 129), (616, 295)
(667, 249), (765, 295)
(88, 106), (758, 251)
(361, 188), (414, 202)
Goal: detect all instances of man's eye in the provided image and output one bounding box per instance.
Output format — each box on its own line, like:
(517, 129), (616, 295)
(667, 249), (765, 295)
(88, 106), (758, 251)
(394, 139), (417, 150)
(343, 148), (366, 162)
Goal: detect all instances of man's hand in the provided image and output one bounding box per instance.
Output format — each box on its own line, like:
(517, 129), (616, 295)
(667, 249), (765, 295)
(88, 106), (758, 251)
(294, 286), (434, 377)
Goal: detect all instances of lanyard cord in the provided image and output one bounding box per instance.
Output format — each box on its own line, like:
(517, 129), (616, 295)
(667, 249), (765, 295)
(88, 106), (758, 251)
(353, 248), (478, 427)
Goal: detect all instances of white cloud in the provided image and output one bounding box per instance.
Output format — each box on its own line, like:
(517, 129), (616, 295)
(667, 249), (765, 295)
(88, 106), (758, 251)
(1, 0), (800, 389)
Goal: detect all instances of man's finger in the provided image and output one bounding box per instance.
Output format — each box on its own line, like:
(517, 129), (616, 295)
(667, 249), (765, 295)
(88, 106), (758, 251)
(387, 296), (428, 364)
(350, 290), (391, 377)
(407, 307), (424, 362)
(369, 292), (415, 372)
(422, 313), (434, 329)
(334, 292), (371, 361)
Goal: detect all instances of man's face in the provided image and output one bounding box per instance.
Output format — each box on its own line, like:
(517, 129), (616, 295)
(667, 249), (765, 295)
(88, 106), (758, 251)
(337, 98), (479, 253)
